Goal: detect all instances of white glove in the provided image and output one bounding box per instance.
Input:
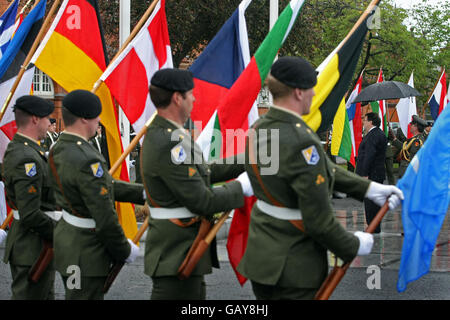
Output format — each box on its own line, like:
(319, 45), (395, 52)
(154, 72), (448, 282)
(236, 172), (253, 197)
(0, 229), (7, 244)
(125, 239), (139, 264)
(388, 194), (402, 211)
(354, 231), (374, 256)
(365, 182), (404, 210)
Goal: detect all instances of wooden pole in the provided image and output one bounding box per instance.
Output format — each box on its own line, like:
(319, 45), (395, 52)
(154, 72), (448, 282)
(107, 112), (156, 176)
(91, 0), (160, 93)
(1, 211), (13, 230)
(0, 0), (62, 123)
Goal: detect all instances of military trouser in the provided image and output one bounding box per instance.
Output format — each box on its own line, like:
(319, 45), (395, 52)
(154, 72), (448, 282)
(251, 281), (317, 300)
(10, 264), (55, 300)
(151, 275), (206, 300)
(61, 275), (107, 300)
(385, 156), (395, 185)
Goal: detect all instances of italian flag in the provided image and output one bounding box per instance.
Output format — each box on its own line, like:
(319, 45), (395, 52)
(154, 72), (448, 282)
(370, 68), (388, 136)
(196, 0), (305, 160)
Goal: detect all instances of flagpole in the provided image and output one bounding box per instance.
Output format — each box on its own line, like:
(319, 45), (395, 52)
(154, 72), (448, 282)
(1, 0), (18, 17)
(17, 0), (34, 20)
(91, 0), (160, 93)
(0, 0), (62, 124)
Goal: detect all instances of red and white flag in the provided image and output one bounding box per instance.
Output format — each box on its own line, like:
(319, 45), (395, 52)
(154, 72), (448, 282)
(100, 0), (172, 134)
(396, 72), (417, 138)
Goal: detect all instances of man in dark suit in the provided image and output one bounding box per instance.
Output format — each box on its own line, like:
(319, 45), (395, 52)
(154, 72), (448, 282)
(356, 112), (388, 233)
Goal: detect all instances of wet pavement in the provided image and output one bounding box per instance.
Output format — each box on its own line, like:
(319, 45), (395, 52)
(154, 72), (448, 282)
(0, 196), (449, 301)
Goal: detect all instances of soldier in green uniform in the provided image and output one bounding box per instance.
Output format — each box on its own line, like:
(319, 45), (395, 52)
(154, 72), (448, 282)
(40, 118), (59, 153)
(237, 57), (404, 300)
(50, 90), (145, 300)
(2, 96), (58, 300)
(392, 115), (427, 178)
(141, 68), (253, 300)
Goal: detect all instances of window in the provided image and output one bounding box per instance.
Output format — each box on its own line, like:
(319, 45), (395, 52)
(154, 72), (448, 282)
(33, 68), (54, 98)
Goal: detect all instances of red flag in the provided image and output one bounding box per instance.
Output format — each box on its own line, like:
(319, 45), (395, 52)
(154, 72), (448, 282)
(100, 0), (172, 134)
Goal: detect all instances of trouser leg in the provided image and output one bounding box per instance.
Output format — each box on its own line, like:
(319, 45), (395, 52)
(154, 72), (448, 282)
(151, 275), (205, 300)
(10, 264), (55, 300)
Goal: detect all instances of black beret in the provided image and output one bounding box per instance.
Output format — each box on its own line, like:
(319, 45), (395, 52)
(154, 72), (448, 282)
(63, 90), (102, 119)
(270, 56), (317, 89)
(49, 118), (56, 124)
(411, 115), (428, 127)
(14, 95), (54, 117)
(151, 68), (194, 92)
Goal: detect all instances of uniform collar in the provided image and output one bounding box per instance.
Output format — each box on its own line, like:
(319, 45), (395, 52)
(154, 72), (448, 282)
(267, 105), (306, 124)
(59, 131), (88, 142)
(153, 114), (191, 137)
(13, 133), (45, 156)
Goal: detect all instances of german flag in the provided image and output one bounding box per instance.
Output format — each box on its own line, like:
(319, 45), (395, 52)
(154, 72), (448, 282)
(31, 0), (138, 238)
(303, 0), (380, 133)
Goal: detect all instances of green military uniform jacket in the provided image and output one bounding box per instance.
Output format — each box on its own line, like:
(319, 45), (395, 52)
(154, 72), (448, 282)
(50, 132), (145, 277)
(141, 115), (245, 277)
(237, 106), (371, 288)
(2, 133), (56, 266)
(392, 132), (426, 178)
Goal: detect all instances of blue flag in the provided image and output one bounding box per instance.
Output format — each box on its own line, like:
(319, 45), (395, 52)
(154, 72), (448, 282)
(0, 0), (19, 57)
(397, 103), (450, 292)
(0, 0), (46, 80)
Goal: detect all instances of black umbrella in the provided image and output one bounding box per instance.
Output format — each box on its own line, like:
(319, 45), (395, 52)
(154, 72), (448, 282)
(352, 81), (421, 103)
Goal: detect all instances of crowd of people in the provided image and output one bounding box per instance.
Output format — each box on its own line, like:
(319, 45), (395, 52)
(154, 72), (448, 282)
(0, 57), (407, 300)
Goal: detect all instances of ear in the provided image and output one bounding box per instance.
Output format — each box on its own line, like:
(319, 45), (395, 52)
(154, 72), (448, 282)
(293, 88), (304, 101)
(172, 91), (183, 106)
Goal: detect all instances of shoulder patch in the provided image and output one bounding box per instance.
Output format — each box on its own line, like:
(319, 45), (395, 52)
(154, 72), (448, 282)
(24, 163), (37, 177)
(171, 145), (187, 164)
(90, 162), (104, 178)
(301, 145), (320, 165)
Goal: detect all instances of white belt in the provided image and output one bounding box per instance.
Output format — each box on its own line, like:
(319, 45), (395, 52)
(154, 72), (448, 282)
(13, 210), (62, 221)
(62, 210), (96, 229)
(256, 200), (302, 220)
(149, 206), (197, 219)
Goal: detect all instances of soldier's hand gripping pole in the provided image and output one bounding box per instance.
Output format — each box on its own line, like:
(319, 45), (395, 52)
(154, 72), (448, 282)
(177, 211), (231, 280)
(103, 217), (149, 294)
(314, 202), (389, 300)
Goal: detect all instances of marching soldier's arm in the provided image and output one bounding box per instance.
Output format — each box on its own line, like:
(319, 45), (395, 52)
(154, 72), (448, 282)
(287, 142), (359, 262)
(331, 160), (371, 200)
(112, 179), (145, 205)
(157, 152), (245, 216)
(208, 153), (246, 184)
(391, 137), (403, 151)
(12, 158), (54, 241)
(77, 160), (131, 262)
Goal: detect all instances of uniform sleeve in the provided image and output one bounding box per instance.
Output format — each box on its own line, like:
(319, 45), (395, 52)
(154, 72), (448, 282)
(208, 153), (245, 184)
(286, 141), (359, 262)
(76, 160), (130, 262)
(12, 158), (54, 241)
(112, 180), (145, 205)
(331, 160), (371, 200)
(154, 151), (244, 216)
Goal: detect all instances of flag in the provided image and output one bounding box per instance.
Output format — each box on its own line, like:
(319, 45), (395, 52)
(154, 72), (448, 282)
(214, 0), (305, 285)
(396, 104), (450, 292)
(0, 0), (47, 158)
(198, 0), (305, 161)
(396, 72), (417, 138)
(100, 0), (172, 135)
(190, 0), (254, 154)
(330, 71), (363, 167)
(31, 0), (138, 238)
(428, 69), (448, 121)
(0, 0), (19, 58)
(369, 68), (388, 136)
(302, 4), (377, 134)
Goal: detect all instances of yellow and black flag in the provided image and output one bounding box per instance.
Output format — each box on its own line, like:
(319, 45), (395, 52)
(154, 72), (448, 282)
(303, 0), (380, 133)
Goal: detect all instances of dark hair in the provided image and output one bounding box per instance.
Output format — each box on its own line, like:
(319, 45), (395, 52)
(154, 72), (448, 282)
(149, 85), (187, 109)
(61, 106), (79, 127)
(267, 73), (294, 99)
(365, 112), (381, 127)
